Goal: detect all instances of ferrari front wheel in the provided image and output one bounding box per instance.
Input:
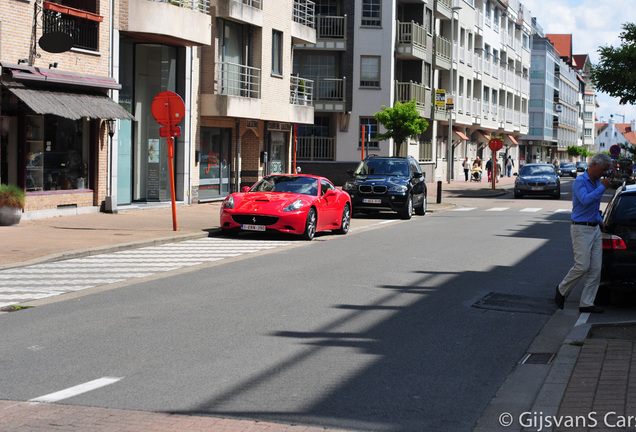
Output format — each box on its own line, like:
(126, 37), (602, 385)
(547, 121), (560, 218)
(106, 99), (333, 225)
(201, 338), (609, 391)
(302, 208), (317, 241)
(335, 203), (351, 235)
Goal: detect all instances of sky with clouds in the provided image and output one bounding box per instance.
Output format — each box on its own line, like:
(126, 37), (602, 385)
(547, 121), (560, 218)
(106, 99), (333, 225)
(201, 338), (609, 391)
(520, 0), (636, 124)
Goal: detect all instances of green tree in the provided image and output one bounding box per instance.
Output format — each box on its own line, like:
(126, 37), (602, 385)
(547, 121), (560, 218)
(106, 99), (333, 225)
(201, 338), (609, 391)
(374, 100), (429, 156)
(590, 23), (636, 105)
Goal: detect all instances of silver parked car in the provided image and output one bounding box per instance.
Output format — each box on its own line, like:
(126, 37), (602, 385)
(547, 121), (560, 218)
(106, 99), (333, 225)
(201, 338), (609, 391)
(514, 163), (561, 199)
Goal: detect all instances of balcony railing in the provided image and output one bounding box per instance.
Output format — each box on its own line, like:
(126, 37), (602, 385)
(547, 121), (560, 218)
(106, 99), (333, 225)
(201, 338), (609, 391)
(314, 77), (345, 102)
(290, 75), (314, 105)
(216, 62), (261, 98)
(296, 136), (335, 160)
(316, 15), (345, 39)
(150, 0), (210, 14)
(42, 9), (98, 51)
(435, 35), (451, 61)
(419, 140), (433, 162)
(395, 81), (427, 109)
(293, 0), (315, 28)
(397, 21), (427, 50)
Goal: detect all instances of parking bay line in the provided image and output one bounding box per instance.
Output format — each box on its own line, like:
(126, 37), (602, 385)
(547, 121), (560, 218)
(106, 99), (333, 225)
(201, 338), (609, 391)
(29, 377), (123, 403)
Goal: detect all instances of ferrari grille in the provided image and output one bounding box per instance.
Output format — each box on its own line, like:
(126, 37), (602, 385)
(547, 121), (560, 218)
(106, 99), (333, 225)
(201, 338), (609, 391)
(359, 185), (387, 194)
(232, 215), (279, 226)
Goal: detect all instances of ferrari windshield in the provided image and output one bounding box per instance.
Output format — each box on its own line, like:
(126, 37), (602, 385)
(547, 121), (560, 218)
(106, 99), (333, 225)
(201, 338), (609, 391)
(520, 165), (556, 176)
(354, 159), (410, 176)
(251, 175), (318, 195)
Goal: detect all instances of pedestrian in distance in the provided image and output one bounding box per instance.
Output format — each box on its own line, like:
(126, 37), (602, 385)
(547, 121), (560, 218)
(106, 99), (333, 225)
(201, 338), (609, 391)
(462, 157), (471, 182)
(554, 153), (612, 314)
(506, 156), (514, 177)
(485, 158), (492, 182)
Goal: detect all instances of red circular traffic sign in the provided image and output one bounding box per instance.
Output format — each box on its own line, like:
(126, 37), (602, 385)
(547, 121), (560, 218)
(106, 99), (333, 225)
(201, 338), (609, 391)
(488, 138), (503, 152)
(151, 91), (185, 127)
(609, 144), (621, 156)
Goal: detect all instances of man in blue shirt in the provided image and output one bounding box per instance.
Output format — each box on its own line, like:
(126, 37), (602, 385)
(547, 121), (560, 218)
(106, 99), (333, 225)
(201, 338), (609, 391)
(555, 153), (612, 313)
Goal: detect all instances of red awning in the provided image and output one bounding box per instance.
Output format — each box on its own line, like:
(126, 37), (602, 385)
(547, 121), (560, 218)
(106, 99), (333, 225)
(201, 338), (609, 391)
(43, 1), (104, 22)
(453, 128), (469, 140)
(479, 131), (491, 141)
(507, 134), (519, 145)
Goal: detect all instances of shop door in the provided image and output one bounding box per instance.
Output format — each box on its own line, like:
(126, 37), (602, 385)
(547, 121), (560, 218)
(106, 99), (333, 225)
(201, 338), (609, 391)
(269, 131), (286, 174)
(199, 127), (231, 200)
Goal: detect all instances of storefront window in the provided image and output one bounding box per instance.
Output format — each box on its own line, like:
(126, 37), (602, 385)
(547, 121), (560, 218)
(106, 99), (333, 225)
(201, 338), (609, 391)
(25, 115), (89, 192)
(199, 127), (231, 200)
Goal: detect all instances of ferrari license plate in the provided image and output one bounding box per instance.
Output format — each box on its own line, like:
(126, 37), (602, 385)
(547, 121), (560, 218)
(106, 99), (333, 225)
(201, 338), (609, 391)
(242, 224), (266, 232)
(363, 198), (382, 204)
(531, 187), (544, 191)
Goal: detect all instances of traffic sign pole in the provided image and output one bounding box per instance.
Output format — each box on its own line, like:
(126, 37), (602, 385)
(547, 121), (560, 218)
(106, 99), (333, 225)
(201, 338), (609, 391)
(151, 91), (185, 232)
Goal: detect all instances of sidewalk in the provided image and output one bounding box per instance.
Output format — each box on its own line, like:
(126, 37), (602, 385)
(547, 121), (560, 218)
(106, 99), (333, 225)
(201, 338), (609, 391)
(3, 173), (632, 432)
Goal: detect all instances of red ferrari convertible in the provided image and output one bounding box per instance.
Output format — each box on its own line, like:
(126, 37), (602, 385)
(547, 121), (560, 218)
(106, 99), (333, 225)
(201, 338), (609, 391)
(220, 174), (351, 240)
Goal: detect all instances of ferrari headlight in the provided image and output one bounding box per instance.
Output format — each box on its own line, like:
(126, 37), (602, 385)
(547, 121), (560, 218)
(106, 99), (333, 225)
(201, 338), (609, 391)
(283, 199), (304, 212)
(223, 196), (235, 209)
(388, 184), (408, 193)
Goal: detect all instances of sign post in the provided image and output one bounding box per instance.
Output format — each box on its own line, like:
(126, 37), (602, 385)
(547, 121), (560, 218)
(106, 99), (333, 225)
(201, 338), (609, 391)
(488, 136), (503, 190)
(151, 91), (185, 231)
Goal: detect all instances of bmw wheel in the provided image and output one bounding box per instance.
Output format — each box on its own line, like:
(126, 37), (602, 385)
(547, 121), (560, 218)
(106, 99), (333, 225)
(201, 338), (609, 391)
(302, 208), (317, 241)
(415, 194), (427, 216)
(399, 194), (413, 220)
(335, 203), (351, 234)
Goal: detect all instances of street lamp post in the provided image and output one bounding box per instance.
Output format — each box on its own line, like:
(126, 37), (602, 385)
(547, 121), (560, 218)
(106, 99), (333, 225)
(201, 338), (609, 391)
(447, 2), (462, 184)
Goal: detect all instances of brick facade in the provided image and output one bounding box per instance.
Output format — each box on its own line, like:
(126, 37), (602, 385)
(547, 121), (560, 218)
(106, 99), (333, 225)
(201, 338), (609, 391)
(1, 0), (114, 213)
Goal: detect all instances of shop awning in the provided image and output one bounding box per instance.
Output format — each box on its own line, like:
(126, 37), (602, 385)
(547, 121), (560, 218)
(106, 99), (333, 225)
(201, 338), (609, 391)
(2, 81), (134, 120)
(453, 128), (469, 140)
(506, 134), (519, 145)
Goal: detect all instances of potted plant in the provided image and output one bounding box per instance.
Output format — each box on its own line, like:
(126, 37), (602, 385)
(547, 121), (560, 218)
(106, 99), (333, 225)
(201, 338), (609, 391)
(0, 184), (26, 226)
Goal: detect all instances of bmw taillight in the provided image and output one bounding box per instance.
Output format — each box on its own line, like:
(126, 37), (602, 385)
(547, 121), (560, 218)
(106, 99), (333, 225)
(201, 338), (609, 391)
(602, 234), (627, 250)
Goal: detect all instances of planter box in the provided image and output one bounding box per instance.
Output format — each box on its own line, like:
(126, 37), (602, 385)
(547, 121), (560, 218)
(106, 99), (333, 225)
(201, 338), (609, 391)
(0, 206), (22, 226)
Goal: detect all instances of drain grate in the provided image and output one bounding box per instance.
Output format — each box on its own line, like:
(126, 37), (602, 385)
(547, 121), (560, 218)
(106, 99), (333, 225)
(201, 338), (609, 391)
(472, 292), (556, 315)
(520, 353), (555, 365)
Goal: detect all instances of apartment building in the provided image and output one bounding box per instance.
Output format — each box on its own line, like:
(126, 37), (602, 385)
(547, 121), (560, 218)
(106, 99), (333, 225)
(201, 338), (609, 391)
(572, 53), (597, 153)
(0, 0), (133, 214)
(444, 0), (531, 178)
(198, 0), (316, 198)
(521, 30), (589, 165)
(290, 0), (531, 184)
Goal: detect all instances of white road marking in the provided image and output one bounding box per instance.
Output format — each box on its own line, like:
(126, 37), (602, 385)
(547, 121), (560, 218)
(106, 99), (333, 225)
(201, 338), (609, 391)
(451, 207), (477, 211)
(575, 313), (590, 327)
(0, 238), (291, 307)
(486, 207), (509, 211)
(520, 208), (542, 212)
(29, 377), (123, 403)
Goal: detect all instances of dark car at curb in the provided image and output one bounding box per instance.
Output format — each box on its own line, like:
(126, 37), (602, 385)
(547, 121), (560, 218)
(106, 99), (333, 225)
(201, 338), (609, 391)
(576, 161), (588, 172)
(514, 163), (561, 199)
(343, 155), (427, 219)
(557, 162), (577, 178)
(597, 184), (636, 301)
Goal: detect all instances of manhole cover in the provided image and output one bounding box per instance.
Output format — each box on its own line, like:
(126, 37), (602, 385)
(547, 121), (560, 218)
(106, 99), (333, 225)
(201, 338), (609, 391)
(472, 292), (556, 315)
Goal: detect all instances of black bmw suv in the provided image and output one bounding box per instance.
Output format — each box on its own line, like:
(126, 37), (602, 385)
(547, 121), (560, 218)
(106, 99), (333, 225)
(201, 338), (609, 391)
(597, 183), (636, 301)
(343, 155), (427, 219)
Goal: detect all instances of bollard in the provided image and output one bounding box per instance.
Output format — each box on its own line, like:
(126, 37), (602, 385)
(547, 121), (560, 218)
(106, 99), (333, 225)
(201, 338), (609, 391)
(436, 181), (442, 204)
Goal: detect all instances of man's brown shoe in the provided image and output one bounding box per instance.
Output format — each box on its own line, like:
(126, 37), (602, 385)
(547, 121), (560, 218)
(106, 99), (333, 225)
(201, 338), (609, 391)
(555, 286), (565, 310)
